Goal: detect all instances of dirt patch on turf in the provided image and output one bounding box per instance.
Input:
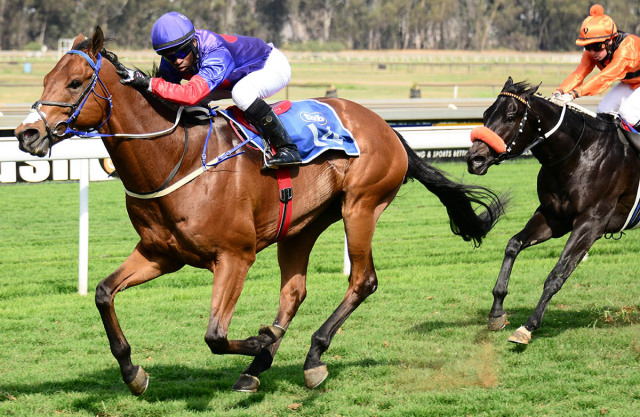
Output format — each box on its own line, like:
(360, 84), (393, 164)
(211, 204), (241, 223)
(393, 339), (498, 392)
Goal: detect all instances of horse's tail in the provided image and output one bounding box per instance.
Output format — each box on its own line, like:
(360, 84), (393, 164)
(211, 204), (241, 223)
(396, 130), (508, 247)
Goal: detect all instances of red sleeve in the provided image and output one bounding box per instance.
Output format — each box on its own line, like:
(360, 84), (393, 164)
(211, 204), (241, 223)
(150, 75), (211, 106)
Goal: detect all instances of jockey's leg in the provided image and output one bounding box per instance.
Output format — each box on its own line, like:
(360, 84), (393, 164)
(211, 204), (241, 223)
(231, 47), (300, 169)
(618, 84), (640, 130)
(244, 98), (301, 168)
(598, 83), (633, 118)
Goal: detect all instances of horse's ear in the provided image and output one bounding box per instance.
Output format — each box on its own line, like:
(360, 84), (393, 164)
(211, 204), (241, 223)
(89, 26), (105, 58)
(71, 34), (86, 49)
(501, 76), (514, 92)
(524, 82), (541, 98)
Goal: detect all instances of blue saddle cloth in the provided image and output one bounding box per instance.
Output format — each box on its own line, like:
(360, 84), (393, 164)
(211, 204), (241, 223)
(222, 99), (360, 163)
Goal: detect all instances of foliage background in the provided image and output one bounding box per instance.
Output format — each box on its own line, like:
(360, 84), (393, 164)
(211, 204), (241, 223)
(2, 0), (640, 52)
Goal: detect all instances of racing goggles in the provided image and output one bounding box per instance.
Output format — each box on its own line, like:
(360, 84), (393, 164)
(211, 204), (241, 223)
(584, 42), (606, 52)
(163, 43), (192, 62)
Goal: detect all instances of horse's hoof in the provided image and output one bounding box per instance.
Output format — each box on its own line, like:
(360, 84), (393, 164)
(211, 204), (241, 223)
(487, 313), (509, 331)
(232, 374), (260, 393)
(507, 326), (532, 345)
(304, 364), (328, 389)
(126, 366), (149, 396)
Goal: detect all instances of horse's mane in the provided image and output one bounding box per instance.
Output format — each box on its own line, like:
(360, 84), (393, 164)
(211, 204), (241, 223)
(504, 80), (534, 95)
(72, 39), (181, 114)
(502, 79), (619, 131)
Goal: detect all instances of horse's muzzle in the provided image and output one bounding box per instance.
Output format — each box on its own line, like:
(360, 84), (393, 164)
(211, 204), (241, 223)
(15, 125), (51, 157)
(465, 141), (494, 176)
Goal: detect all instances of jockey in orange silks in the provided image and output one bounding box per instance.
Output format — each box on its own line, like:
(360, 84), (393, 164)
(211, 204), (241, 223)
(551, 4), (640, 129)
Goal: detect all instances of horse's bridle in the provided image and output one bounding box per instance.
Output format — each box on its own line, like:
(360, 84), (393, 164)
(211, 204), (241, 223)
(31, 50), (113, 140)
(494, 92), (568, 164)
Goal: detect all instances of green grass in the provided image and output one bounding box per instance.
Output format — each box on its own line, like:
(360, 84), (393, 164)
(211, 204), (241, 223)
(2, 159), (640, 416)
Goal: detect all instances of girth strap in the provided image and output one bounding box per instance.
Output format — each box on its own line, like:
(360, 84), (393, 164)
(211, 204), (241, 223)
(275, 169), (293, 241)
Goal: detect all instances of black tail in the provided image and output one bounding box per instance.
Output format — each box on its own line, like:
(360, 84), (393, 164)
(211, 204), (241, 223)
(396, 130), (507, 247)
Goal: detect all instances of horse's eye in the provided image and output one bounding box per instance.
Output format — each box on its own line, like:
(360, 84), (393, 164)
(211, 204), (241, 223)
(68, 79), (83, 90)
(505, 113), (517, 123)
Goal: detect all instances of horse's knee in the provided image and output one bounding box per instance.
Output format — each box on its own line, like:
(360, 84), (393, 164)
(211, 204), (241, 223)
(354, 270), (378, 297)
(95, 279), (114, 310)
(204, 329), (230, 354)
(504, 238), (522, 258)
(363, 271), (378, 295)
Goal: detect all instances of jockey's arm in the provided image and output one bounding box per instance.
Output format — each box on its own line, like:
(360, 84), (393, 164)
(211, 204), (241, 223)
(557, 52), (596, 96)
(575, 56), (635, 97)
(151, 49), (235, 106)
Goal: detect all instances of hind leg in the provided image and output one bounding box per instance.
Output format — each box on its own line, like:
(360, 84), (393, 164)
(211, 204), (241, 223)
(233, 207), (342, 392)
(303, 184), (401, 388)
(509, 220), (602, 344)
(95, 243), (183, 396)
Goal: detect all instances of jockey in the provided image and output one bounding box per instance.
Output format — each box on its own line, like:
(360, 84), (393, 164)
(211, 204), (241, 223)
(550, 4), (640, 129)
(119, 11), (301, 169)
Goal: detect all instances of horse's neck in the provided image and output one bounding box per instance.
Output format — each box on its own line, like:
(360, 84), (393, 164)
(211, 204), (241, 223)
(534, 105), (625, 170)
(101, 87), (207, 193)
(531, 104), (589, 167)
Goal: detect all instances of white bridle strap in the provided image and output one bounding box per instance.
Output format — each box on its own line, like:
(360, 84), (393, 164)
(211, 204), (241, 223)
(543, 103), (567, 139)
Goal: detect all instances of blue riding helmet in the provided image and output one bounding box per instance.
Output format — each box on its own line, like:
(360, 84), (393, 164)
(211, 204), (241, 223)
(151, 12), (196, 53)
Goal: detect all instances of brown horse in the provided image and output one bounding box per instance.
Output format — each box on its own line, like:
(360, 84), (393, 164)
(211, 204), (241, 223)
(15, 27), (504, 395)
(466, 77), (640, 345)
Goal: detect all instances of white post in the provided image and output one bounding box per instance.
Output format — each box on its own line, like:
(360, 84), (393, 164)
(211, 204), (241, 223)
(343, 234), (350, 275)
(453, 85), (458, 99)
(78, 159), (89, 296)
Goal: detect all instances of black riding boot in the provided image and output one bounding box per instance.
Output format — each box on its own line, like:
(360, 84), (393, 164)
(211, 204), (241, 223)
(244, 98), (302, 169)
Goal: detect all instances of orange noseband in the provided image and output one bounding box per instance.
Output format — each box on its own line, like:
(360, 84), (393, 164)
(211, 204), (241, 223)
(470, 126), (507, 154)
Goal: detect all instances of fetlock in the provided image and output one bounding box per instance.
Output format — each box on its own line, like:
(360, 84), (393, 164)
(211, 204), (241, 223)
(244, 98), (301, 169)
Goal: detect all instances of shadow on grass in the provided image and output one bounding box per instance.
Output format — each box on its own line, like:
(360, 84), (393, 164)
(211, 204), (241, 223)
(0, 358), (390, 413)
(411, 305), (638, 342)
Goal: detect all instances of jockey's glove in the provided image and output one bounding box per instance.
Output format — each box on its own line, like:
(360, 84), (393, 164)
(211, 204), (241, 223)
(117, 67), (152, 92)
(550, 91), (575, 106)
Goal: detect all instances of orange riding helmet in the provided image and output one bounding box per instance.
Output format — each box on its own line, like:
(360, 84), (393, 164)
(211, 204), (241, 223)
(576, 4), (618, 46)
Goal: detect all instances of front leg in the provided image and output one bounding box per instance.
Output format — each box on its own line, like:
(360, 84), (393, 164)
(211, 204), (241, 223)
(95, 244), (182, 396)
(488, 209), (555, 330)
(509, 219), (603, 344)
(203, 251), (275, 356)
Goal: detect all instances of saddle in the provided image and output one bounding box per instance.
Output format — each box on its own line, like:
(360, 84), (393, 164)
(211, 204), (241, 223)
(615, 118), (640, 153)
(182, 105), (216, 125)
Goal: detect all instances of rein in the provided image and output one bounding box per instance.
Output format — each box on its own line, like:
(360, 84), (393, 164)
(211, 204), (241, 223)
(31, 50), (188, 140)
(33, 48), (252, 199)
(124, 111), (252, 200)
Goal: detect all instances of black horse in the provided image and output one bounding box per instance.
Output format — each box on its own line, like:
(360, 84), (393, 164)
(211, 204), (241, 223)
(466, 77), (640, 344)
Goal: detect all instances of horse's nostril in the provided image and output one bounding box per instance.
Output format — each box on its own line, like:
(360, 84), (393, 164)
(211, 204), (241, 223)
(472, 155), (485, 165)
(23, 129), (40, 142)
(17, 129), (41, 148)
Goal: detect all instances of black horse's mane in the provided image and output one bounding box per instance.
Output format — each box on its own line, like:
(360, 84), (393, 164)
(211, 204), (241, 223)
(504, 80), (534, 95)
(503, 79), (618, 131)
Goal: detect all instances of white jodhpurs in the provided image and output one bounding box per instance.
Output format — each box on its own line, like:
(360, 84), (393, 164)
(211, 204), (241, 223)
(231, 46), (291, 111)
(597, 82), (640, 125)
